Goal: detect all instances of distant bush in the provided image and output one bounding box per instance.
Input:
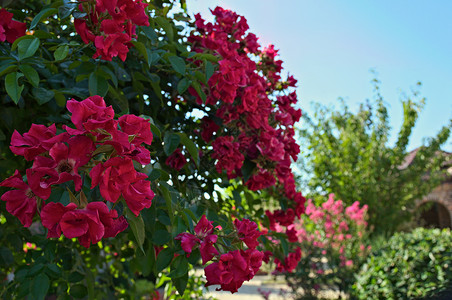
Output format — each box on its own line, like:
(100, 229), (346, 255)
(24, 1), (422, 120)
(353, 227), (452, 299)
(284, 195), (370, 299)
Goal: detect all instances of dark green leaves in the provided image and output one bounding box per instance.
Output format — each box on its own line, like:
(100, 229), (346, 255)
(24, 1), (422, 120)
(163, 132), (181, 156)
(170, 255), (189, 278)
(58, 1), (77, 19)
(126, 208), (145, 253)
(155, 16), (174, 41)
(152, 229), (171, 245)
(54, 45), (69, 61)
(241, 159), (256, 182)
(191, 81), (206, 103)
(156, 247), (174, 273)
(70, 284), (88, 299)
(205, 61), (214, 81)
(177, 78), (190, 94)
(172, 274), (188, 296)
(178, 133), (199, 166)
(19, 65), (39, 87)
(17, 37), (40, 60)
(169, 56), (186, 75)
(31, 273), (50, 300)
(89, 72), (108, 97)
(32, 87), (55, 105)
(5, 72), (24, 104)
(30, 8), (58, 30)
(140, 26), (158, 43)
(0, 247), (14, 266)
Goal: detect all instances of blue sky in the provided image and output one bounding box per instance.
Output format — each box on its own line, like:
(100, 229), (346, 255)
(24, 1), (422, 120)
(185, 0), (452, 151)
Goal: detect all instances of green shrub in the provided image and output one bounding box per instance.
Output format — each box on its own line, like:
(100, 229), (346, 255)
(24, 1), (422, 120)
(353, 227), (452, 299)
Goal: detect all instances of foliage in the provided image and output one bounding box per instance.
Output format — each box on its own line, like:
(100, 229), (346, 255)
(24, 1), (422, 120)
(353, 227), (452, 299)
(0, 0), (305, 298)
(284, 194), (370, 299)
(298, 79), (452, 236)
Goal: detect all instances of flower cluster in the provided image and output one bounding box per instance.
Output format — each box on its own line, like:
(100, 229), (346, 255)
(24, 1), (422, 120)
(0, 8), (26, 43)
(176, 215), (263, 293)
(274, 247), (302, 273)
(189, 7), (305, 230)
(165, 148), (187, 171)
(0, 95), (154, 247)
(74, 0), (149, 61)
(283, 194), (370, 297)
(301, 194), (368, 252)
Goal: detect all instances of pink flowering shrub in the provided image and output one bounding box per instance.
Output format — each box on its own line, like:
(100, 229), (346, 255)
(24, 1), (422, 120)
(283, 194), (370, 298)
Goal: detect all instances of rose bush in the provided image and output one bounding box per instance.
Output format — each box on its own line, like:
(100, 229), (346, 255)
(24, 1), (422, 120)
(0, 1), (305, 298)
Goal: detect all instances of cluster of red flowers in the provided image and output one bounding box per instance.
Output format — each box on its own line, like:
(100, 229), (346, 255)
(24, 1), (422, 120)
(0, 8), (26, 43)
(176, 216), (263, 293)
(188, 6), (307, 276)
(165, 148), (187, 171)
(189, 6), (305, 226)
(0, 95), (154, 247)
(74, 0), (149, 61)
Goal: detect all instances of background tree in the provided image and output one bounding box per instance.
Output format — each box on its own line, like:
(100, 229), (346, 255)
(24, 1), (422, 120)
(298, 79), (451, 236)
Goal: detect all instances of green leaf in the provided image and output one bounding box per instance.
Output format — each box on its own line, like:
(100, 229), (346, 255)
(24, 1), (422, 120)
(45, 264), (61, 278)
(0, 63), (17, 77)
(172, 273), (188, 296)
(32, 87), (55, 105)
(149, 169), (161, 181)
(170, 255), (188, 278)
(70, 284), (87, 299)
(125, 207), (145, 253)
(178, 132), (199, 166)
(0, 247), (14, 266)
(177, 78), (190, 94)
(241, 159), (256, 182)
(140, 26), (158, 43)
(54, 45), (69, 61)
(58, 1), (77, 19)
(163, 132), (181, 156)
(152, 229), (171, 245)
(19, 65), (39, 87)
(18, 37), (40, 60)
(159, 183), (174, 224)
(11, 35), (35, 51)
(205, 61), (214, 81)
(168, 56), (186, 75)
(191, 81), (206, 103)
(31, 273), (50, 300)
(99, 66), (118, 88)
(132, 41), (150, 66)
(192, 53), (220, 62)
(30, 8), (58, 30)
(156, 247), (174, 273)
(5, 72), (24, 104)
(150, 123), (161, 139)
(195, 70), (207, 85)
(54, 91), (67, 107)
(89, 72), (109, 97)
(155, 16), (174, 41)
(68, 271), (85, 283)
